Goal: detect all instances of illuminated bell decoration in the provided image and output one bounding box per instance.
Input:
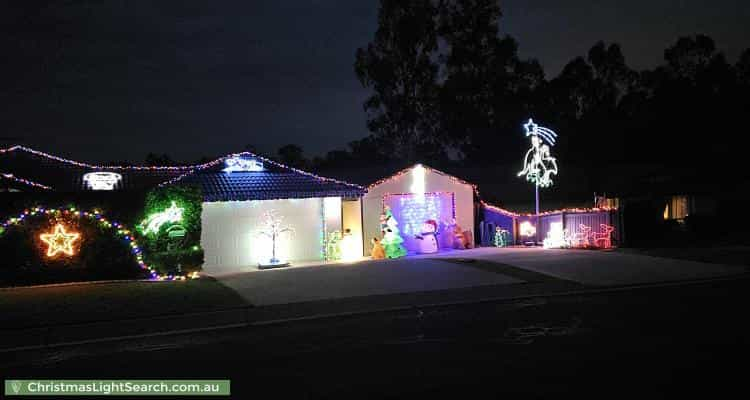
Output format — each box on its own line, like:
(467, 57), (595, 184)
(519, 221), (536, 237)
(39, 223), (80, 257)
(517, 119), (559, 188)
(223, 156), (264, 173)
(142, 201), (184, 235)
(82, 172), (122, 190)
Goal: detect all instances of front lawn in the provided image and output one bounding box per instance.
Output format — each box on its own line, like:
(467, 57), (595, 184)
(0, 278), (248, 329)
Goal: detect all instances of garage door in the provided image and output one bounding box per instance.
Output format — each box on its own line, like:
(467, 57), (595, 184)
(383, 192), (456, 253)
(201, 198), (325, 270)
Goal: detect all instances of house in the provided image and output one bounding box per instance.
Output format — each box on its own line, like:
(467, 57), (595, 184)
(163, 153), (365, 271)
(362, 164), (476, 254)
(0, 146), (366, 273)
(0, 145), (190, 193)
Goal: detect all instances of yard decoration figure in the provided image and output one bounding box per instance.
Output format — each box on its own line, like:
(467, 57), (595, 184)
(415, 219), (439, 254)
(370, 237), (386, 259)
(542, 222), (569, 249)
(381, 208), (407, 258)
(494, 227), (510, 247)
(567, 224), (592, 248)
(450, 219), (466, 249)
(517, 119), (559, 189)
(324, 230), (342, 261)
(257, 210), (294, 267)
(517, 119), (559, 243)
(591, 224), (615, 249)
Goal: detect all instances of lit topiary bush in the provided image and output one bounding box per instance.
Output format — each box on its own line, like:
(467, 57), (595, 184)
(137, 185), (204, 275)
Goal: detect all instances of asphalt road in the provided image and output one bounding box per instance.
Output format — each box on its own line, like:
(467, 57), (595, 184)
(4, 277), (749, 398)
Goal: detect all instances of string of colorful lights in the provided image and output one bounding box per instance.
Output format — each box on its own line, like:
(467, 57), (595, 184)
(0, 206), (196, 281)
(0, 145), (196, 170)
(1, 173), (53, 190)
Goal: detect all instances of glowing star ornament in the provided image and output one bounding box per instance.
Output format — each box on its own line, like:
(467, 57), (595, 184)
(141, 201), (184, 235)
(83, 172), (122, 190)
(39, 224), (80, 257)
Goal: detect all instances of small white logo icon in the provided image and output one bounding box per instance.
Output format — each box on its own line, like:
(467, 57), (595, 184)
(11, 380), (22, 394)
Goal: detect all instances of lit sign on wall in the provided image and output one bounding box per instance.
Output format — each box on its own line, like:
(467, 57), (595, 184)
(223, 157), (264, 173)
(83, 172), (122, 190)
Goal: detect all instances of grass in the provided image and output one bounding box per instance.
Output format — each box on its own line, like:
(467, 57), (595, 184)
(0, 278), (248, 329)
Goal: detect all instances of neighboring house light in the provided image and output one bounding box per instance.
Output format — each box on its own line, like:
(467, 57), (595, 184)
(83, 172), (122, 190)
(664, 195), (689, 220)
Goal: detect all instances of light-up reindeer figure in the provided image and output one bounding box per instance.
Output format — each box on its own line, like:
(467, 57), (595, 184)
(257, 210), (294, 265)
(142, 201), (184, 235)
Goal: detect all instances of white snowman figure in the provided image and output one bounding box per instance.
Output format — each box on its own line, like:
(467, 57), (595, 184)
(415, 220), (439, 254)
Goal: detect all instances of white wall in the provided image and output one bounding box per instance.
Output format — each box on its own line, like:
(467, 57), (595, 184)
(362, 166), (475, 255)
(201, 198), (336, 271)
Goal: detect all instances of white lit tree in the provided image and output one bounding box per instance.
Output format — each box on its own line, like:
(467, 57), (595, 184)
(257, 210), (294, 266)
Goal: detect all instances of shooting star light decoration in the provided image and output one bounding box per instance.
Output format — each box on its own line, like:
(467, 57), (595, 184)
(517, 118), (559, 188)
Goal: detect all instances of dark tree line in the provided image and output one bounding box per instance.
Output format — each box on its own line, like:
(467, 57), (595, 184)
(348, 0), (750, 192)
(141, 0), (749, 196)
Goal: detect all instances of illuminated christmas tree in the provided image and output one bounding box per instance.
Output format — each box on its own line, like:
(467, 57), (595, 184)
(381, 207), (407, 258)
(257, 210), (294, 266)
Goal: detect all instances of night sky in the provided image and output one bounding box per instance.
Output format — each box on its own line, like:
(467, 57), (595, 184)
(2, 1), (748, 164)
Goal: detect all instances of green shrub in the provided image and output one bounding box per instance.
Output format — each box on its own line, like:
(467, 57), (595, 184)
(137, 185), (204, 274)
(0, 212), (147, 286)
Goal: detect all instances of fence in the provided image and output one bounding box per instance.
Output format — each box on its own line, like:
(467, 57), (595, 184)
(481, 204), (620, 247)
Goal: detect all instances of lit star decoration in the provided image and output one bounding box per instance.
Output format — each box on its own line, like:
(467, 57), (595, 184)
(517, 119), (559, 188)
(141, 201), (184, 235)
(0, 206), (195, 280)
(39, 223), (80, 257)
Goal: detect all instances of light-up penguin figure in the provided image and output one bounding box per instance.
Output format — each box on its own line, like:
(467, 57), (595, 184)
(517, 119), (558, 188)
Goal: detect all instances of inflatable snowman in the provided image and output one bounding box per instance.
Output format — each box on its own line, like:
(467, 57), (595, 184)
(416, 220), (439, 254)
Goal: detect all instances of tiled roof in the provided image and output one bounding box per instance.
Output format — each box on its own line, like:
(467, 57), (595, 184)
(0, 146), (189, 192)
(0, 146), (366, 200)
(176, 171), (365, 201)
(165, 152), (365, 201)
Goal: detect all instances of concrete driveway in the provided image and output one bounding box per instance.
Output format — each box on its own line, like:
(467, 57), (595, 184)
(213, 247), (747, 306)
(435, 247), (747, 286)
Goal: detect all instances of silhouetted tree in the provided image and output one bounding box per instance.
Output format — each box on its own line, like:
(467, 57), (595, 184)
(145, 153), (174, 166)
(355, 0), (443, 162)
(277, 144), (308, 169)
(438, 0), (544, 164)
